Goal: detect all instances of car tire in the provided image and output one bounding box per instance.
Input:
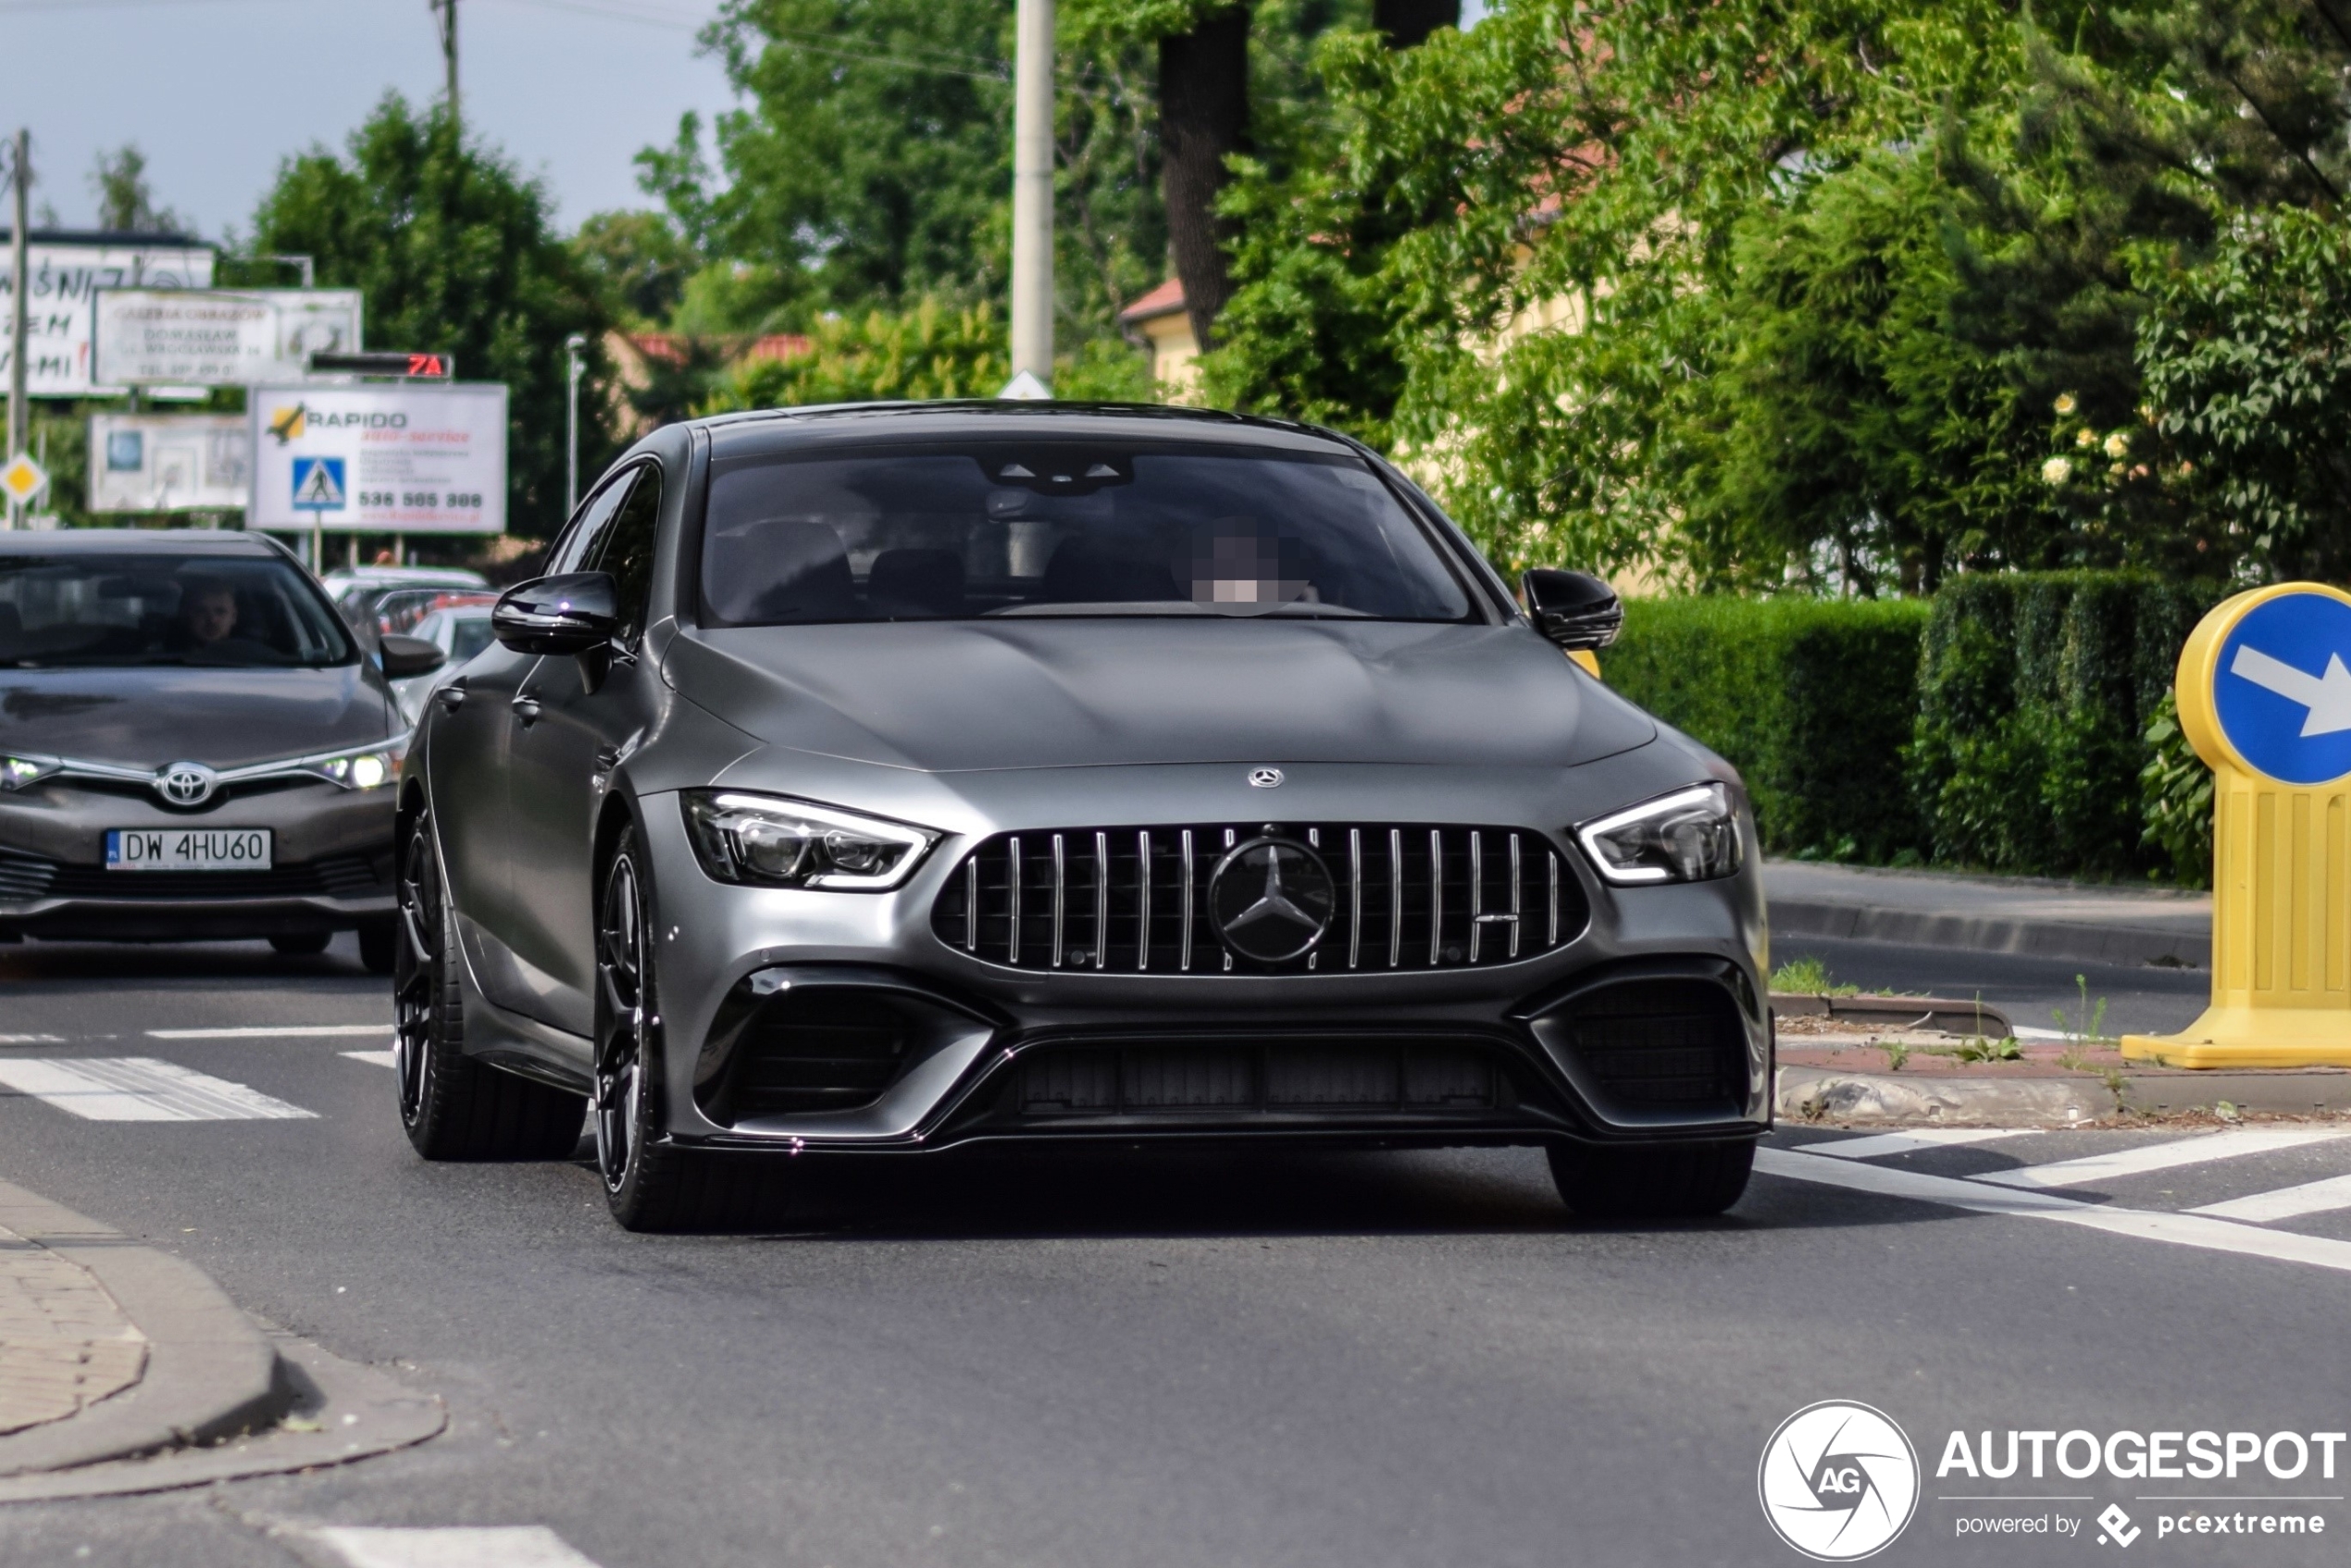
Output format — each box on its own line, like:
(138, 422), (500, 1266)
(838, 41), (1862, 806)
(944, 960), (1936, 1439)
(268, 931), (331, 956)
(357, 921), (397, 976)
(394, 808), (586, 1161)
(594, 828), (778, 1232)
(1547, 1139), (1755, 1220)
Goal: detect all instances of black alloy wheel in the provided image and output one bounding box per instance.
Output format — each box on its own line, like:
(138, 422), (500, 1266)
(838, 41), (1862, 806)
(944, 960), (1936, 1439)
(594, 826), (779, 1232)
(393, 805), (585, 1160)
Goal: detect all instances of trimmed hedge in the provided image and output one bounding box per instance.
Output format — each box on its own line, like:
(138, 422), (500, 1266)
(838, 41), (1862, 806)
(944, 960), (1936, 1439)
(1909, 573), (2223, 878)
(1603, 596), (1931, 860)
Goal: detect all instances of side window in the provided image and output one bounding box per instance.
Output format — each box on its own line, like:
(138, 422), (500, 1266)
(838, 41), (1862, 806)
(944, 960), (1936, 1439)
(591, 465), (663, 644)
(546, 469), (637, 578)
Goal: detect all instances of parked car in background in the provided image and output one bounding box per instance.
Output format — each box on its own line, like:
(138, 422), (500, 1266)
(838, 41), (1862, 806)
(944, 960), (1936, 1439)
(324, 566), (491, 640)
(390, 604), (497, 726)
(0, 531), (443, 970)
(394, 404), (1767, 1231)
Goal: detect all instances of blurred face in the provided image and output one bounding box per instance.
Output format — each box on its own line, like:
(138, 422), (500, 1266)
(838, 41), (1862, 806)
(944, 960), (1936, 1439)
(182, 589), (237, 644)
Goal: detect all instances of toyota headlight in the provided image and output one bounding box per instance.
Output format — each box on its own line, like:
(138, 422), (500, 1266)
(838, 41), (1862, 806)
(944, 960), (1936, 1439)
(682, 791), (939, 890)
(0, 754), (59, 791)
(305, 737), (409, 790)
(1574, 782), (1743, 885)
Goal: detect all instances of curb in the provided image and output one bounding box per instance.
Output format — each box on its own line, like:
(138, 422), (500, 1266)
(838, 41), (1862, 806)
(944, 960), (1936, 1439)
(1776, 1064), (2351, 1127)
(1771, 897), (2206, 970)
(0, 1179), (287, 1479)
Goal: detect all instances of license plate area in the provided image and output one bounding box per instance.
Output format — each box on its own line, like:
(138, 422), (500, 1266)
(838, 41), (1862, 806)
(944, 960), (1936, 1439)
(106, 828), (274, 871)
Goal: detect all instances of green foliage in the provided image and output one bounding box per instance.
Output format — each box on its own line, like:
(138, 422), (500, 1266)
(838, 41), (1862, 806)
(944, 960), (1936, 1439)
(248, 94), (609, 540)
(89, 144), (185, 234)
(1601, 595), (1930, 860)
(1909, 571), (2221, 877)
(570, 209), (699, 328)
(2138, 691), (2215, 888)
(1768, 956), (1859, 997)
(700, 299), (1153, 411)
(2138, 207), (2351, 580)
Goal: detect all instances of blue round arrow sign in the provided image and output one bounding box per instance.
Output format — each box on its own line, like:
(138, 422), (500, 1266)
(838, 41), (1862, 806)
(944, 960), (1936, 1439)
(2214, 592), (2351, 785)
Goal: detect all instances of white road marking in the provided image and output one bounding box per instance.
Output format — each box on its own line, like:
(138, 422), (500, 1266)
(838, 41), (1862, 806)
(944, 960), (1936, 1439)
(311, 1525), (604, 1568)
(2190, 1172), (2351, 1223)
(342, 1050), (397, 1069)
(0, 1057), (315, 1122)
(1799, 1128), (2034, 1161)
(1971, 1126), (2349, 1188)
(0, 1034), (66, 1045)
(148, 1025), (392, 1039)
(1757, 1148), (2351, 1276)
(2010, 1025), (2071, 1040)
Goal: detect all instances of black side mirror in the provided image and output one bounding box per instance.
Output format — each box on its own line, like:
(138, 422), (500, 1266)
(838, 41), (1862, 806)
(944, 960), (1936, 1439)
(493, 572), (620, 656)
(1522, 569), (1623, 652)
(378, 633), (447, 679)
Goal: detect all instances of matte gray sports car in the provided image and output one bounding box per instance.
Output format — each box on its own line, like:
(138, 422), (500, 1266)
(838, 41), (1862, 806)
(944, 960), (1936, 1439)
(395, 404), (1771, 1230)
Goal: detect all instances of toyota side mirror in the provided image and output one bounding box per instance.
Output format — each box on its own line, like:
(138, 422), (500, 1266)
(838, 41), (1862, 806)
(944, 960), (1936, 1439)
(1522, 569), (1623, 652)
(493, 572), (621, 656)
(378, 633), (447, 679)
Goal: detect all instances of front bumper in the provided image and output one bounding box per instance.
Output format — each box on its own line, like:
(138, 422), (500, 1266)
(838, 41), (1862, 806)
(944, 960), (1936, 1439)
(630, 785), (1773, 1155)
(0, 778), (396, 941)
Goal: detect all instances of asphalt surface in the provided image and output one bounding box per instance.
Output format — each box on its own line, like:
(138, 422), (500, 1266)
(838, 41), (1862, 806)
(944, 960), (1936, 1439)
(0, 933), (2346, 1568)
(1769, 932), (2213, 1039)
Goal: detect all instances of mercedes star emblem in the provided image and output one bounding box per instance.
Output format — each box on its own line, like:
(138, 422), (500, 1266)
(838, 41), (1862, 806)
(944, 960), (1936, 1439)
(1207, 835), (1336, 963)
(155, 762), (218, 807)
(1248, 767), (1284, 788)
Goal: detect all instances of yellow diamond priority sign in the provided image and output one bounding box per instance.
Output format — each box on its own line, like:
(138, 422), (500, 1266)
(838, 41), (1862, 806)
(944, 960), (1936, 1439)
(0, 454), (47, 507)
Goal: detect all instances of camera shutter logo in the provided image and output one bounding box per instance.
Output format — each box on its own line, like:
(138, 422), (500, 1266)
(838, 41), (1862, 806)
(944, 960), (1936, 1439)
(155, 762), (218, 808)
(1758, 1400), (1920, 1561)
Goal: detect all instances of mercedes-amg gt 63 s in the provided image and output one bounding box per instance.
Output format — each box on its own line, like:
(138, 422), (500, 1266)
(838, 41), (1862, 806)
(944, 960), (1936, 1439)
(394, 404), (1770, 1230)
(0, 529), (442, 967)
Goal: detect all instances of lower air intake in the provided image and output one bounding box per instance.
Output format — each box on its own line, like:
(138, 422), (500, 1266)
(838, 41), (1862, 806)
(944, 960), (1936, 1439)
(1554, 977), (1748, 1110)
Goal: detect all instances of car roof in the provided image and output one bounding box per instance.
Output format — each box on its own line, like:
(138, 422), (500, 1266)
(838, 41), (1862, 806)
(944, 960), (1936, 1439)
(0, 529), (285, 557)
(696, 400), (1363, 462)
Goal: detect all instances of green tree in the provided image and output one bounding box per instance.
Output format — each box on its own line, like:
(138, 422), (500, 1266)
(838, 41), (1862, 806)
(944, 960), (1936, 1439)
(89, 145), (185, 234)
(700, 297), (1150, 410)
(248, 94), (610, 539)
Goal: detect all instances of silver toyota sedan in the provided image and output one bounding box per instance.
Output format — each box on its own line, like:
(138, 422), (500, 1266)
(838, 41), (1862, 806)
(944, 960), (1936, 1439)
(394, 404), (1771, 1230)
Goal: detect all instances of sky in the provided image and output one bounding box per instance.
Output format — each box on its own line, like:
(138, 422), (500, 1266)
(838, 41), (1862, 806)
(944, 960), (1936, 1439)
(0, 0), (736, 240)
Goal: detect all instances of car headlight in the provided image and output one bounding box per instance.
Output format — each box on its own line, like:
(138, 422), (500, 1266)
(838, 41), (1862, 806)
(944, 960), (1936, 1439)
(682, 791), (939, 890)
(0, 754), (59, 791)
(305, 737), (409, 790)
(1574, 782), (1743, 885)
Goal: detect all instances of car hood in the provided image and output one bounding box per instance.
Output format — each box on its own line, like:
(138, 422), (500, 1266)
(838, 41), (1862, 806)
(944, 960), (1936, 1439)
(666, 619), (1656, 773)
(0, 666), (396, 769)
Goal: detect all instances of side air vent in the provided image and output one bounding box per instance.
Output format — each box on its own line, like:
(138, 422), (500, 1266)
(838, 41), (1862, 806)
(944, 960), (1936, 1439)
(1551, 977), (1748, 1110)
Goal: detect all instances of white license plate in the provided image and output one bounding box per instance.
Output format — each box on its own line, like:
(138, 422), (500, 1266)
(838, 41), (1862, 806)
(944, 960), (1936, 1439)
(105, 828), (273, 871)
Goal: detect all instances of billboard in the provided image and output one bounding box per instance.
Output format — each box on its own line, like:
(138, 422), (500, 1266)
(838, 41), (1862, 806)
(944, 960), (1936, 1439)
(247, 382), (506, 535)
(87, 414), (250, 512)
(93, 289), (362, 387)
(0, 238), (216, 396)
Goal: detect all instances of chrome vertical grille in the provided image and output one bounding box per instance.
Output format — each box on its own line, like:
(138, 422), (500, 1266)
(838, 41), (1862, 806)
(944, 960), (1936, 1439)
(932, 823), (1587, 975)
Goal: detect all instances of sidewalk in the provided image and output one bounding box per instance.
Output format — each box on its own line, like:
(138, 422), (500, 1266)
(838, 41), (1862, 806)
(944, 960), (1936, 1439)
(1765, 859), (2210, 969)
(0, 1227), (144, 1438)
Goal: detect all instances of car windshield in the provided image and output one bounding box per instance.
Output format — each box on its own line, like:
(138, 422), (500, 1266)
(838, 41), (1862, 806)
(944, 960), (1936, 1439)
(0, 553), (358, 668)
(698, 442), (1476, 626)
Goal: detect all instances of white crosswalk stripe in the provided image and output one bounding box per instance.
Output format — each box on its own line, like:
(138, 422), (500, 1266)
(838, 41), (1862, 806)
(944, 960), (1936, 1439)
(1799, 1128), (2034, 1161)
(309, 1525), (604, 1568)
(342, 1050), (397, 1069)
(2190, 1172), (2351, 1223)
(1970, 1126), (2349, 1188)
(150, 1024), (392, 1039)
(0, 1057), (314, 1121)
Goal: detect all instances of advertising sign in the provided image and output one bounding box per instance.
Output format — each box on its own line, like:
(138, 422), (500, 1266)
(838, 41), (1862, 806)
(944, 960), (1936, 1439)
(247, 382), (506, 535)
(93, 289), (362, 387)
(87, 414), (250, 513)
(0, 238), (215, 396)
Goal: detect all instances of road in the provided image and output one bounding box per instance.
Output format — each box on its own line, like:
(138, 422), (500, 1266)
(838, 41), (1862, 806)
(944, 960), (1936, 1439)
(2, 933), (2347, 1568)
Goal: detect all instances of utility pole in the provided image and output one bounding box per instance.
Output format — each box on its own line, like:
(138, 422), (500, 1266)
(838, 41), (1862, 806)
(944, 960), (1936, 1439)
(431, 0), (460, 127)
(565, 333), (586, 516)
(1005, 0), (1053, 396)
(7, 130), (29, 479)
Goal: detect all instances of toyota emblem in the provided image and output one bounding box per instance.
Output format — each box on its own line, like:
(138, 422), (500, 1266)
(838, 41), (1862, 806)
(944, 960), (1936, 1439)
(1248, 767), (1284, 789)
(1207, 836), (1336, 963)
(155, 762), (218, 807)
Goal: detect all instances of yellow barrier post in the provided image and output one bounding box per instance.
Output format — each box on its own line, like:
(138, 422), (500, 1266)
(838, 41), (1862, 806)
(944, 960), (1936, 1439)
(2122, 583), (2351, 1068)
